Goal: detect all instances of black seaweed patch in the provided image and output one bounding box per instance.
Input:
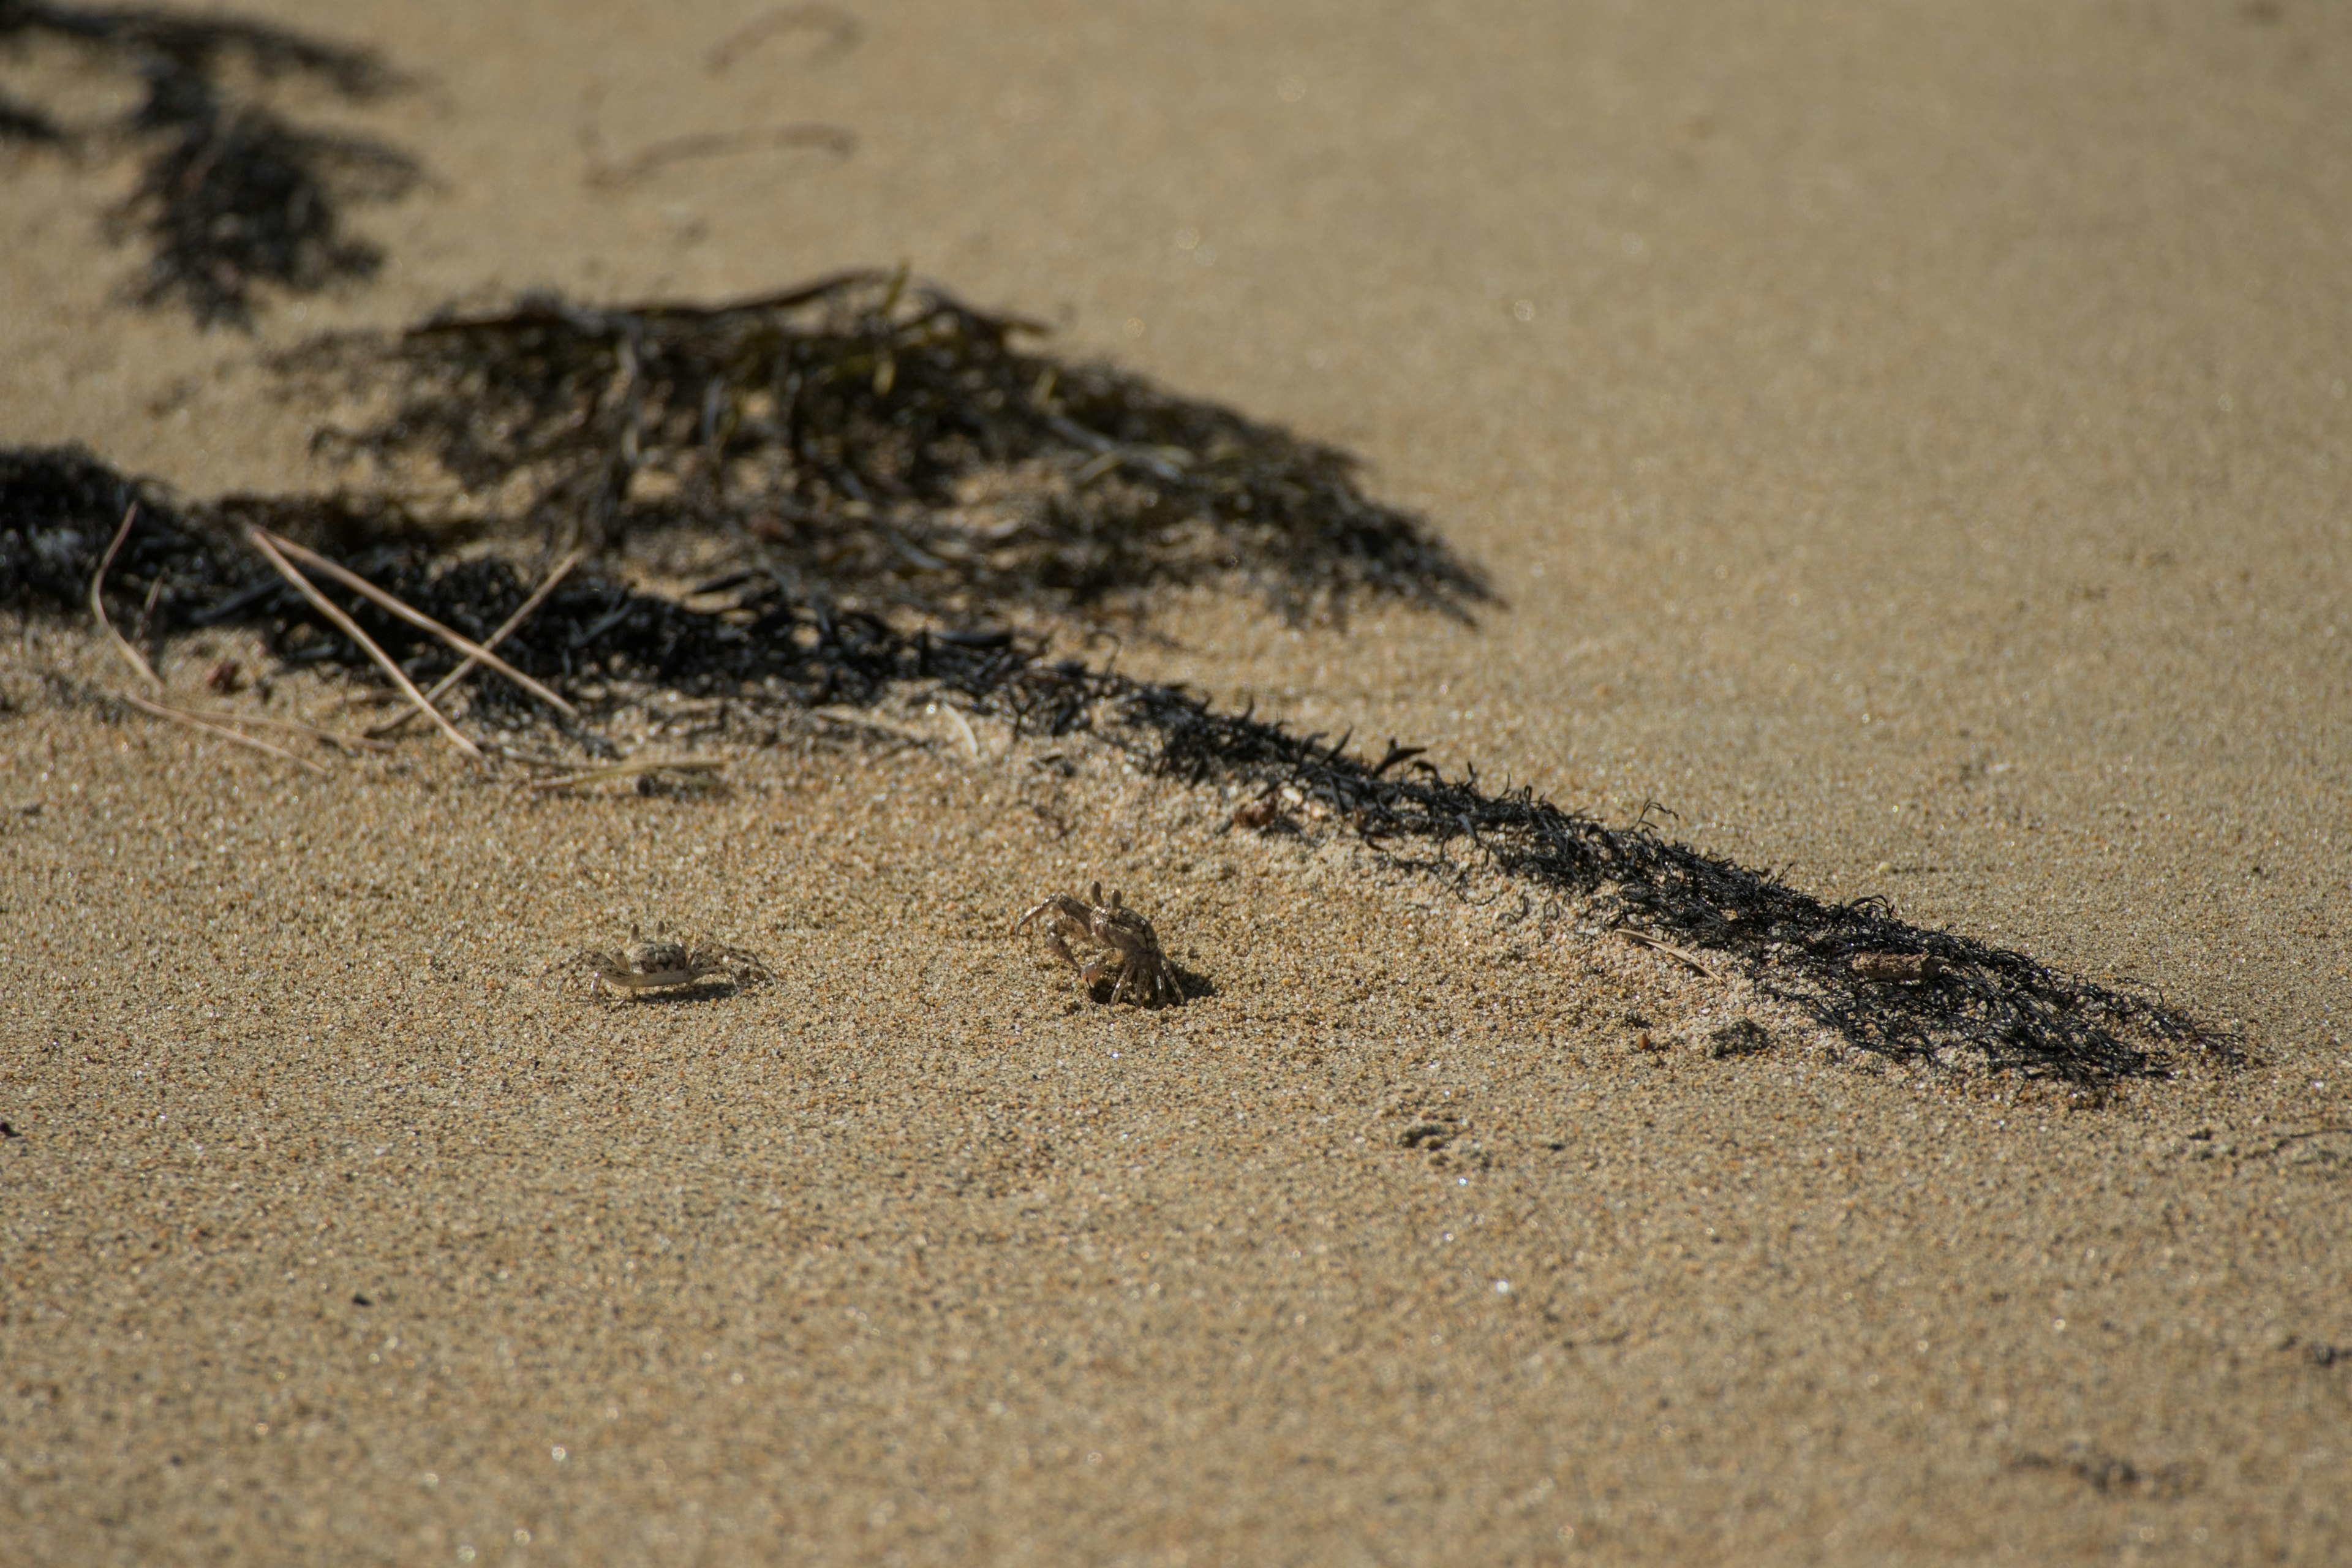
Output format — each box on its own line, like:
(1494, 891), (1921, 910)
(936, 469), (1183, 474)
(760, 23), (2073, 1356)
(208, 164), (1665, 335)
(0, 442), (248, 616)
(286, 274), (1491, 626)
(0, 2), (417, 325)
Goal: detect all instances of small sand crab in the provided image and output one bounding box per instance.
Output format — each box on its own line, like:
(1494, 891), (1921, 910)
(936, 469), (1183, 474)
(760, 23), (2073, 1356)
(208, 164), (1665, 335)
(1015, 881), (1183, 1007)
(552, 923), (772, 998)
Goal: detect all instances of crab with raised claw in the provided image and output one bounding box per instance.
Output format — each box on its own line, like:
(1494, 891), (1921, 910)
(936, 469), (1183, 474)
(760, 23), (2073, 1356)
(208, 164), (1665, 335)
(556, 923), (773, 998)
(1015, 881), (1184, 1007)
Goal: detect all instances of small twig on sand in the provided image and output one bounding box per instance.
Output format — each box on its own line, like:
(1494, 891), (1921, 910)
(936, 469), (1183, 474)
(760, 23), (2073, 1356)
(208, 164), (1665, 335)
(492, 744), (579, 771)
(808, 705), (931, 744)
(1616, 927), (1722, 981)
(132, 573), (165, 647)
(88, 502), (163, 691)
(2252, 1126), (2352, 1158)
(246, 528), (481, 758)
(117, 691), (332, 777)
(372, 547), (583, 737)
(257, 530), (578, 718)
(586, 123), (856, 189)
(705, 4), (865, 72)
(198, 707), (393, 754)
(526, 758), (725, 793)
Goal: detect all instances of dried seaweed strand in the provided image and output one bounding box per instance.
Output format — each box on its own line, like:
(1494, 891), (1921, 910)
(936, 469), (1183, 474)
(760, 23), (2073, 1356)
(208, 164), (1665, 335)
(4, 433), (2224, 1086)
(586, 123), (856, 188)
(705, 5), (865, 72)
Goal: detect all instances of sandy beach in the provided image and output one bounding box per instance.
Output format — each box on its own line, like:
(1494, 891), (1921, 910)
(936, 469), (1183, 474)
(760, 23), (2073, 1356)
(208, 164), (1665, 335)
(4, 1), (2348, 1562)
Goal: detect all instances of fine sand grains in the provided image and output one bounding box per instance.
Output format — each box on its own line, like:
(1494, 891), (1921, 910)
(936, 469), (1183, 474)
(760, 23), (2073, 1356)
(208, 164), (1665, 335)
(2, 638), (2347, 1564)
(6, 1), (2352, 1559)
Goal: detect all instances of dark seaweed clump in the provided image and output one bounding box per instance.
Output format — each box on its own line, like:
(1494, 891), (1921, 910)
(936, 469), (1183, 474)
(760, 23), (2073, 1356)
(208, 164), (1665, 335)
(1, 442), (1042, 728)
(0, 2), (418, 325)
(1, 440), (2220, 1085)
(290, 273), (1491, 626)
(0, 442), (249, 615)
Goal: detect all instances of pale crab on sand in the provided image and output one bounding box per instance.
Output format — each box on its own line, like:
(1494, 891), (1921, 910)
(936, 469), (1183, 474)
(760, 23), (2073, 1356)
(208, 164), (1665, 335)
(551, 924), (773, 998)
(1015, 881), (1184, 1007)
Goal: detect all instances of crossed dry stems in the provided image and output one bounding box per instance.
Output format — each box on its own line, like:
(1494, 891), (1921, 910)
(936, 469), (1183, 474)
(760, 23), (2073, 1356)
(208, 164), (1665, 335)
(89, 505), (608, 777)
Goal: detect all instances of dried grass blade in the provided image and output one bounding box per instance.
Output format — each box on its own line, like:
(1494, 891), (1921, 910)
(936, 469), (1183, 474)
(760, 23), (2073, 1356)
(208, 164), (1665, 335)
(807, 706), (930, 744)
(526, 758), (725, 793)
(118, 691), (333, 777)
(88, 502), (163, 691)
(1616, 927), (1722, 980)
(202, 708), (394, 753)
(259, 530), (578, 718)
(245, 528), (481, 758)
(372, 547), (582, 737)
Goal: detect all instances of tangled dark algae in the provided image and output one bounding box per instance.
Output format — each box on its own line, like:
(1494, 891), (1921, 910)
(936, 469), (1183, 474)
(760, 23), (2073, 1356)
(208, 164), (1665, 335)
(283, 273), (1491, 627)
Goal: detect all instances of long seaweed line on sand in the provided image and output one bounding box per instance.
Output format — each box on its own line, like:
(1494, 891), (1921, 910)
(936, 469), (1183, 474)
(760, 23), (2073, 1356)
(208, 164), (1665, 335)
(2, 444), (2222, 1085)
(989, 665), (2227, 1086)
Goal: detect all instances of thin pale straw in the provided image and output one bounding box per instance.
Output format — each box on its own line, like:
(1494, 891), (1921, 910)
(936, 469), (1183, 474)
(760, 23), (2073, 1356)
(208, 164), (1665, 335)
(258, 530), (578, 718)
(1616, 927), (1721, 981)
(246, 528), (482, 759)
(198, 707), (394, 754)
(88, 502), (162, 691)
(372, 547), (582, 737)
(942, 704), (982, 761)
(118, 691), (332, 777)
(526, 758), (725, 792)
(807, 705), (930, 744)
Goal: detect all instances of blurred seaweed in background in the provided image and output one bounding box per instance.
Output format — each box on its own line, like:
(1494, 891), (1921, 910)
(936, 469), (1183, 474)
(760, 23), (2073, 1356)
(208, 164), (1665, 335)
(0, 1), (417, 325)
